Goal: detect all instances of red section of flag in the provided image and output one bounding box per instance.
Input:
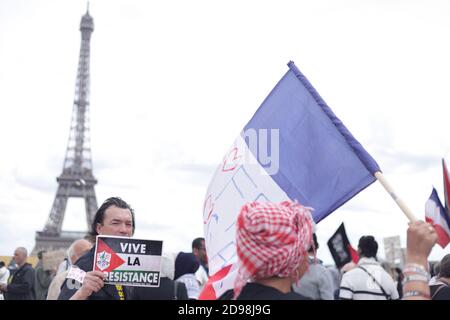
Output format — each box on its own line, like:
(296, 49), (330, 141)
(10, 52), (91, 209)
(426, 217), (450, 248)
(198, 264), (233, 300)
(443, 159), (450, 214)
(347, 244), (359, 263)
(94, 238), (126, 272)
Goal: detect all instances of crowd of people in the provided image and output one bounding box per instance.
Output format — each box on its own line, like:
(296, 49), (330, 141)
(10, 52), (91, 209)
(0, 196), (445, 300)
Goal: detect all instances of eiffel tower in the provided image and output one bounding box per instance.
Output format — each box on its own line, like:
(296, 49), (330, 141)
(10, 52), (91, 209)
(33, 8), (98, 253)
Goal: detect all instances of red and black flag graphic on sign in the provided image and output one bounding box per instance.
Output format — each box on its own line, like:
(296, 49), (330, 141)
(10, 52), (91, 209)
(327, 222), (359, 269)
(94, 237), (126, 272)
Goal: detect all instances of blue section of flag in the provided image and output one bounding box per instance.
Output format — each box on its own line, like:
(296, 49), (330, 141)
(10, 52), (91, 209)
(243, 61), (380, 222)
(429, 188), (450, 228)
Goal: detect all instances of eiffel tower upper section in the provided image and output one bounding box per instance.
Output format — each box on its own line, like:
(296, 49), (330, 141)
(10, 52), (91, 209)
(61, 9), (95, 183)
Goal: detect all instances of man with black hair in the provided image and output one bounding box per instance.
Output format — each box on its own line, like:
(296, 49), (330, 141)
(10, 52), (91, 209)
(192, 237), (208, 273)
(58, 197), (135, 300)
(192, 237), (209, 290)
(292, 234), (334, 299)
(339, 235), (399, 300)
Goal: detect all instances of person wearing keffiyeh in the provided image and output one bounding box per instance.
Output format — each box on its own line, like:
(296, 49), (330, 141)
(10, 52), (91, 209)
(233, 200), (315, 300)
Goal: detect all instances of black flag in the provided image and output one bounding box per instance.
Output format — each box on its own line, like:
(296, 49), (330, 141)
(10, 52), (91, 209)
(327, 223), (358, 269)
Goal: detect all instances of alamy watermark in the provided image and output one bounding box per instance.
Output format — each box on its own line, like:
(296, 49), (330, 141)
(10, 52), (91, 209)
(241, 128), (280, 175)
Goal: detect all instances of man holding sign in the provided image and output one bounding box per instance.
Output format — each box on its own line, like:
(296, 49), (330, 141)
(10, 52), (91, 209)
(58, 197), (136, 300)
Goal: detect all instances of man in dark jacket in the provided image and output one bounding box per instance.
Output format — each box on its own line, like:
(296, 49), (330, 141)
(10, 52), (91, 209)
(58, 197), (136, 300)
(0, 247), (35, 300)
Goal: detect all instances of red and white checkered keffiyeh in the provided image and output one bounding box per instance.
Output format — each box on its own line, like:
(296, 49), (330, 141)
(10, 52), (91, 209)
(234, 200), (314, 298)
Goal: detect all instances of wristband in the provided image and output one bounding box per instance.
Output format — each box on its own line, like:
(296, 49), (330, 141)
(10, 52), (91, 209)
(403, 290), (430, 299)
(402, 274), (430, 284)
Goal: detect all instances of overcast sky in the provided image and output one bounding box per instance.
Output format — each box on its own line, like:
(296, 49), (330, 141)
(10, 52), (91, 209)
(1, 0), (450, 265)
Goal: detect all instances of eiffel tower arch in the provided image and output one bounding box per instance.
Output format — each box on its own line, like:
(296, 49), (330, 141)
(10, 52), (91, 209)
(33, 8), (98, 254)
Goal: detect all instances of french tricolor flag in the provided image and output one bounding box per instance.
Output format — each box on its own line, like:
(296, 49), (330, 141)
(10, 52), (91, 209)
(199, 61), (380, 299)
(425, 188), (450, 248)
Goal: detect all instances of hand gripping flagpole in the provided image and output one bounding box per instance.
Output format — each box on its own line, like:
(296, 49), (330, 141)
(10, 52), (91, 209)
(374, 171), (417, 222)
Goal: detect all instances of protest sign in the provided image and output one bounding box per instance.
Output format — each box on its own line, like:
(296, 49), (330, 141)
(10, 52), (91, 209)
(42, 249), (66, 271)
(93, 236), (163, 287)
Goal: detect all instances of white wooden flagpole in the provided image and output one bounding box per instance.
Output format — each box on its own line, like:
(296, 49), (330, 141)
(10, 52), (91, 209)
(374, 171), (417, 223)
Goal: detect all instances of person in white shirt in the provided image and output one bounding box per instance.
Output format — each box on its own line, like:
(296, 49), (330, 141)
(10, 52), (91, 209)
(0, 261), (10, 300)
(339, 235), (399, 300)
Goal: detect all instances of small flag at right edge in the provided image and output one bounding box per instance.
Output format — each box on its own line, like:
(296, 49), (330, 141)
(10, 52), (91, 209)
(442, 159), (450, 216)
(425, 188), (450, 248)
